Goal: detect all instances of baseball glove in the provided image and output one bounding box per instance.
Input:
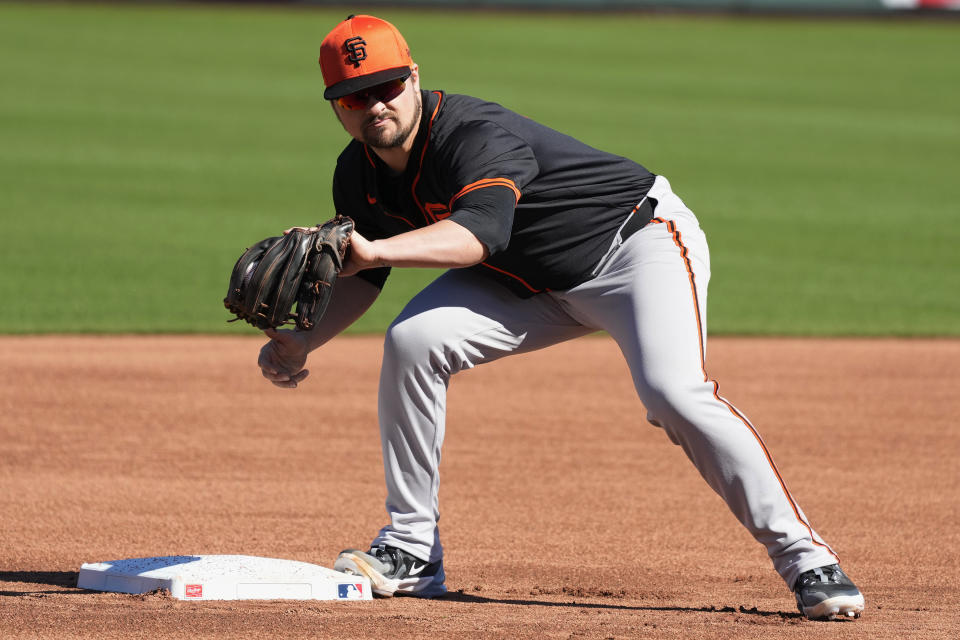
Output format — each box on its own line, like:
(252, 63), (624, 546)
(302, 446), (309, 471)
(224, 216), (354, 331)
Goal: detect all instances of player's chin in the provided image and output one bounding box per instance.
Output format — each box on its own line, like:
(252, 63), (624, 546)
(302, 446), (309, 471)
(363, 122), (404, 148)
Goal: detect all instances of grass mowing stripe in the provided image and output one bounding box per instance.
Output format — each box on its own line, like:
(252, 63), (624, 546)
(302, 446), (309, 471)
(1, 3), (957, 334)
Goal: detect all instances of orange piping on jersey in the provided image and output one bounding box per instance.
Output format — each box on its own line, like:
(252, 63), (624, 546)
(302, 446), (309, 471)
(364, 187), (416, 229)
(362, 145), (376, 168)
(382, 210), (417, 229)
(410, 91), (444, 224)
(449, 178), (521, 210)
(649, 216), (839, 562)
(478, 262), (544, 294)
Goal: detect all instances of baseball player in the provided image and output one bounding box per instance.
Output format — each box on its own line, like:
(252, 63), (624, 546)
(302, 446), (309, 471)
(257, 14), (864, 620)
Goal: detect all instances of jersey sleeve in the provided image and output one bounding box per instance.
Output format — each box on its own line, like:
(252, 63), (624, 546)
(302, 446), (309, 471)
(332, 161), (391, 290)
(441, 121), (538, 255)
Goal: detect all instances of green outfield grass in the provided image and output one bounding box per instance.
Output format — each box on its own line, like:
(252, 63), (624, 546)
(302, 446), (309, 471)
(0, 2), (957, 335)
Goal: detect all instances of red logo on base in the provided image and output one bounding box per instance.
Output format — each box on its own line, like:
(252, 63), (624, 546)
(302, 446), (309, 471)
(185, 584), (203, 598)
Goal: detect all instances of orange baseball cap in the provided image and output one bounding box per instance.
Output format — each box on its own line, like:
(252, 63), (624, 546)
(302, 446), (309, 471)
(319, 15), (413, 100)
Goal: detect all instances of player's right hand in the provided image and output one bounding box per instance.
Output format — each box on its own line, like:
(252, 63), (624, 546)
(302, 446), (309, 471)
(258, 328), (310, 389)
(340, 229), (378, 277)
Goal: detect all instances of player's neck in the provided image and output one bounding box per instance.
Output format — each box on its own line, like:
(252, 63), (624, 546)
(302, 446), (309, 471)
(373, 147), (409, 175)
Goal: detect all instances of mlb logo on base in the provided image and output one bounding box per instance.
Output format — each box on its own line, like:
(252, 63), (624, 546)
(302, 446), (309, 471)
(337, 583), (364, 599)
(185, 584), (203, 598)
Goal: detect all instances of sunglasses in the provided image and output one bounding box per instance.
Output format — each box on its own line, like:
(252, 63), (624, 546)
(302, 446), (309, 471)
(336, 78), (407, 111)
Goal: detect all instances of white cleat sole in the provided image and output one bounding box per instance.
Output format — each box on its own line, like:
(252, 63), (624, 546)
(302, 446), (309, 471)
(334, 553), (397, 597)
(333, 551), (447, 598)
(801, 594), (865, 620)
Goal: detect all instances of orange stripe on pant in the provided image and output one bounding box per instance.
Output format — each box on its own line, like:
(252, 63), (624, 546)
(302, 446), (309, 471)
(649, 216), (838, 562)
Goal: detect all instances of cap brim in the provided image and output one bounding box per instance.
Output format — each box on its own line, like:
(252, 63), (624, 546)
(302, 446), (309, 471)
(324, 67), (412, 100)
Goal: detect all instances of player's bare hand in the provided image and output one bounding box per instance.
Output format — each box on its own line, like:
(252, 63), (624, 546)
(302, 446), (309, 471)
(258, 328), (310, 389)
(340, 229), (380, 277)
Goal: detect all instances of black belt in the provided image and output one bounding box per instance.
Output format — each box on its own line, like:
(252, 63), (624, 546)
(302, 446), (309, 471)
(618, 196), (657, 244)
(591, 196), (659, 277)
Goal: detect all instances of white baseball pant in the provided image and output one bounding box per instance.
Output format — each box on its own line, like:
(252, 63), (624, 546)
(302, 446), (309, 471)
(370, 175), (839, 589)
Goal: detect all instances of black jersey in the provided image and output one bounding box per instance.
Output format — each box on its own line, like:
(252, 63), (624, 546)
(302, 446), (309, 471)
(332, 90), (656, 297)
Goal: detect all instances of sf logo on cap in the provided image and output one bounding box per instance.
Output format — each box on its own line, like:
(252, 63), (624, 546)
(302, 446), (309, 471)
(344, 36), (366, 67)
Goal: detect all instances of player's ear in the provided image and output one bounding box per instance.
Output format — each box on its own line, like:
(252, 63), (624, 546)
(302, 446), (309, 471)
(409, 64), (420, 90)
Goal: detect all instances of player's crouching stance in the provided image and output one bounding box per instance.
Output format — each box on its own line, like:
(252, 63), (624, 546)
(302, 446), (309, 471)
(257, 15), (865, 621)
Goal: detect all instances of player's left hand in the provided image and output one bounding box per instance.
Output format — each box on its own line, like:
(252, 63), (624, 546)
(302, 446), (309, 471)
(258, 328), (310, 389)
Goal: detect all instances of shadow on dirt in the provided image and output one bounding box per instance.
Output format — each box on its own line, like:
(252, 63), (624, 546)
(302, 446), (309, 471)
(0, 571), (84, 596)
(441, 591), (805, 619)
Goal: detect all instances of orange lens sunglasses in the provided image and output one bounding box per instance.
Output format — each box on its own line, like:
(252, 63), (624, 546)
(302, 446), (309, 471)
(336, 78), (407, 111)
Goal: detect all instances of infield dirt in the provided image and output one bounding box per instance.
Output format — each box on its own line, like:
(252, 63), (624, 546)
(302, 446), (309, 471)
(1, 336), (957, 639)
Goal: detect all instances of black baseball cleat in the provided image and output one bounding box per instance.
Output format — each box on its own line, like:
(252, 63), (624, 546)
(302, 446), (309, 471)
(334, 545), (447, 598)
(794, 564), (865, 620)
